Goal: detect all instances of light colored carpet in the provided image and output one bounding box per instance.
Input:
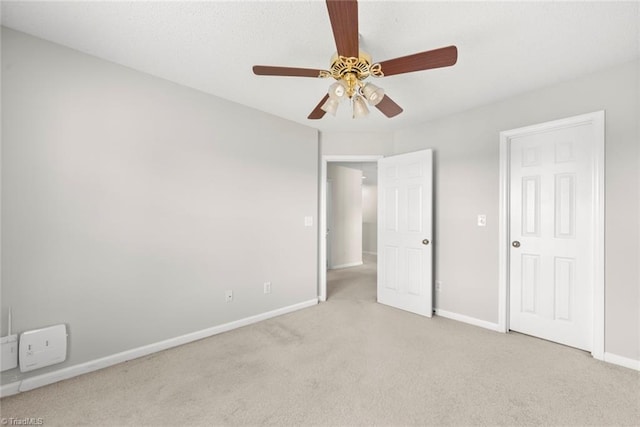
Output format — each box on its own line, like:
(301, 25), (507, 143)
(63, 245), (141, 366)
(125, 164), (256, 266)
(1, 255), (638, 426)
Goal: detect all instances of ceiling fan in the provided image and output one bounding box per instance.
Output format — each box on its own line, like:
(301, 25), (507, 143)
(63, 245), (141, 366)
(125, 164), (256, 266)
(252, 0), (458, 120)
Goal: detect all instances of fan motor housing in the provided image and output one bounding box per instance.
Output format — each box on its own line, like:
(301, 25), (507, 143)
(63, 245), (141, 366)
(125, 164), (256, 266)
(321, 51), (383, 80)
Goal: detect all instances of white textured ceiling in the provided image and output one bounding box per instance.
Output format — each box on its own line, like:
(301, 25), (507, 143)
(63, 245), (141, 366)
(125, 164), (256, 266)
(2, 1), (638, 133)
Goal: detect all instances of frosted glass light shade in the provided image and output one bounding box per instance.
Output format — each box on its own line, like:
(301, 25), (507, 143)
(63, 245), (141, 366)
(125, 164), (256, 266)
(362, 83), (385, 106)
(352, 95), (369, 119)
(321, 97), (340, 116)
(328, 81), (347, 100)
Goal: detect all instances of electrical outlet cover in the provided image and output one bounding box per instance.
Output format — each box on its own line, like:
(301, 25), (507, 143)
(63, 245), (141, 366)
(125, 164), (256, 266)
(19, 324), (67, 373)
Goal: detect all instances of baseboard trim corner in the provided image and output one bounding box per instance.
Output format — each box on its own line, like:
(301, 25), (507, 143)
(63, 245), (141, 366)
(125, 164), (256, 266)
(0, 298), (318, 397)
(435, 309), (502, 332)
(603, 352), (640, 371)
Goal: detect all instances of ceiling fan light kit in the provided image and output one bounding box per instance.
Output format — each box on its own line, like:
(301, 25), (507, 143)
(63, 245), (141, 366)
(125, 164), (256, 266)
(328, 81), (347, 100)
(352, 95), (370, 119)
(252, 0), (458, 121)
(321, 64), (383, 117)
(321, 97), (340, 116)
(362, 83), (384, 106)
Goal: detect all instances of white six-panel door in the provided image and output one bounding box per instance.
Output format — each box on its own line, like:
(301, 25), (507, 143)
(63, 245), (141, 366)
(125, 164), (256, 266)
(377, 150), (433, 317)
(508, 121), (598, 351)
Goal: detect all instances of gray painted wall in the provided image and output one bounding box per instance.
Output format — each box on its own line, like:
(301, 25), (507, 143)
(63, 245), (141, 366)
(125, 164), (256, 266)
(327, 165), (362, 268)
(1, 26), (637, 390)
(362, 184), (377, 254)
(1, 28), (319, 384)
(320, 132), (394, 156)
(393, 60), (640, 360)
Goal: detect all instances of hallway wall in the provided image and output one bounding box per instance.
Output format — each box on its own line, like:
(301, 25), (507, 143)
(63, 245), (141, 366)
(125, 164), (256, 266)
(327, 165), (363, 269)
(362, 184), (377, 255)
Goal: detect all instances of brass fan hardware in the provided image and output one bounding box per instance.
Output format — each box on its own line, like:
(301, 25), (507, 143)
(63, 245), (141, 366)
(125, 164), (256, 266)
(252, 0), (458, 120)
(318, 52), (384, 80)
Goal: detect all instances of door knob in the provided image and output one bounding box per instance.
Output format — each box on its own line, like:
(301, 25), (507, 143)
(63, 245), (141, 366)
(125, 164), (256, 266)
(512, 241), (521, 248)
(422, 239), (430, 245)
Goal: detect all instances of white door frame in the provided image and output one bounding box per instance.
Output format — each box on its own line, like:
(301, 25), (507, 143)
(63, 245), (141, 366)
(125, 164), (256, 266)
(498, 111), (605, 360)
(319, 155), (383, 301)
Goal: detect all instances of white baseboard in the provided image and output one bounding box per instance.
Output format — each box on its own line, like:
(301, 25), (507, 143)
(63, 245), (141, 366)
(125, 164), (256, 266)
(604, 352), (640, 371)
(0, 298), (318, 398)
(329, 261), (363, 270)
(362, 251), (377, 256)
(435, 310), (639, 371)
(0, 382), (20, 397)
(435, 309), (502, 332)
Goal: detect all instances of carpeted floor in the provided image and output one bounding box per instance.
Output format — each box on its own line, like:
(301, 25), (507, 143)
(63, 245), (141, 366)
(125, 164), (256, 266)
(1, 255), (638, 426)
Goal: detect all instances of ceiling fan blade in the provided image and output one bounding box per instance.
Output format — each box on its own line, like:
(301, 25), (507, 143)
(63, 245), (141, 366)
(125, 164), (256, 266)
(308, 94), (330, 120)
(375, 95), (403, 118)
(326, 0), (359, 58)
(378, 46), (458, 77)
(253, 65), (326, 78)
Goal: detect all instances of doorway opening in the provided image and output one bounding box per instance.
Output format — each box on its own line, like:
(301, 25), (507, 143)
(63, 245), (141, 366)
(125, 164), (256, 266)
(319, 155), (382, 301)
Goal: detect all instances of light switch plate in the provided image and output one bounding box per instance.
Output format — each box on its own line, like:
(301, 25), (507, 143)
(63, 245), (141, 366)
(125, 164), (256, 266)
(1, 334), (18, 372)
(19, 324), (67, 373)
(304, 216), (313, 227)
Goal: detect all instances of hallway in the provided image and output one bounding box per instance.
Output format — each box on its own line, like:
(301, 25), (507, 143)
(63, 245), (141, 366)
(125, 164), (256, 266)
(327, 254), (377, 301)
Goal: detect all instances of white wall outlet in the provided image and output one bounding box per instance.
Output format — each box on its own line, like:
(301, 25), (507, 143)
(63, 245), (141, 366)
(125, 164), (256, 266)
(304, 216), (313, 227)
(225, 290), (233, 302)
(1, 334), (18, 372)
(19, 324), (67, 373)
(263, 282), (271, 294)
(477, 214), (487, 227)
(435, 281), (442, 292)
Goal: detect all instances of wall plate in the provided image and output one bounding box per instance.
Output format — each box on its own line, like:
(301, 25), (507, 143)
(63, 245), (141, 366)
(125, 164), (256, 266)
(1, 335), (18, 371)
(19, 324), (67, 372)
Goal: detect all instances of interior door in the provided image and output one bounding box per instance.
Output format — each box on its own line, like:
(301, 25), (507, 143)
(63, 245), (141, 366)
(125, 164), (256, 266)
(509, 122), (595, 351)
(377, 149), (433, 317)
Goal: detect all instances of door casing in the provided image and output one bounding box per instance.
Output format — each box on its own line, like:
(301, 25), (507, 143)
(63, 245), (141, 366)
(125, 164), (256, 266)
(498, 111), (605, 360)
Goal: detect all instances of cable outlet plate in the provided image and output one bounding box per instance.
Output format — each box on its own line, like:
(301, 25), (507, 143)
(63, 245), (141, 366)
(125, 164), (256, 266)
(225, 290), (233, 302)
